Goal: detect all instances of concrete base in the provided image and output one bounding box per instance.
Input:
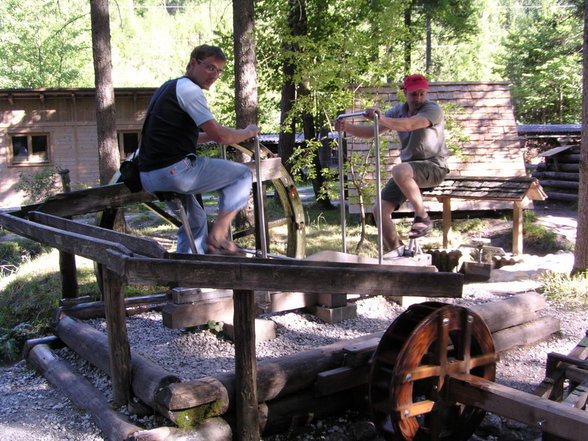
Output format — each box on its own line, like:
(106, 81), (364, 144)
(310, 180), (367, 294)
(308, 303), (357, 324)
(223, 318), (276, 342)
(389, 295), (428, 308)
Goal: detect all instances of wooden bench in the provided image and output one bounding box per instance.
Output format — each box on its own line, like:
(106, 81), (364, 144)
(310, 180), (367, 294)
(423, 175), (547, 255)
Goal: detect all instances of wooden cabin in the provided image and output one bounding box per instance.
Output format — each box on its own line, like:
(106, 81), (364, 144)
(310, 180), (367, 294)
(345, 81), (529, 213)
(0, 88), (156, 209)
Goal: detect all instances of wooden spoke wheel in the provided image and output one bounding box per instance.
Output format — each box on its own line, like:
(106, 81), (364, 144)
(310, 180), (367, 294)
(369, 302), (496, 441)
(228, 143), (306, 259)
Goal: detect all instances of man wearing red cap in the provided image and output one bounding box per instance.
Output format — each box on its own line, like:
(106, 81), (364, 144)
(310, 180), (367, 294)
(335, 74), (448, 253)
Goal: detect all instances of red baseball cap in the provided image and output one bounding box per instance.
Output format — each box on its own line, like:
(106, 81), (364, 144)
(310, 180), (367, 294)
(402, 74), (429, 92)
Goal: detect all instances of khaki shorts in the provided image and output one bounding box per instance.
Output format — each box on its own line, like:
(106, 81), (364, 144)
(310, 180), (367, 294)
(381, 160), (448, 210)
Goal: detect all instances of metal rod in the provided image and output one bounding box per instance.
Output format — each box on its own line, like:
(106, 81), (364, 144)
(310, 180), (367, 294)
(373, 113), (383, 264)
(337, 130), (347, 254)
(338, 111), (367, 119)
(241, 248), (297, 260)
(254, 137), (268, 258)
(220, 144), (233, 241)
(335, 111), (366, 254)
(173, 197), (198, 254)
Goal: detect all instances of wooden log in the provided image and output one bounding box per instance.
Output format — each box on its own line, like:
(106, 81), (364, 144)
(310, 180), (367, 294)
(62, 293), (170, 320)
(545, 163), (579, 172)
(156, 331), (386, 412)
(469, 293), (546, 333)
(54, 315), (181, 411)
(545, 191), (579, 202)
(257, 389), (362, 436)
(539, 179), (579, 190)
(555, 153), (581, 163)
(28, 344), (141, 441)
(533, 171), (579, 181)
(491, 316), (560, 353)
(22, 335), (64, 360)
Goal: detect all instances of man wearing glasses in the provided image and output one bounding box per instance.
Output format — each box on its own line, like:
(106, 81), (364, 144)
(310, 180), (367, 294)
(139, 44), (259, 255)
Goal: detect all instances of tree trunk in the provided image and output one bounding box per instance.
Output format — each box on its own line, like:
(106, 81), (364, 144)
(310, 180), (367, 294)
(278, 73), (296, 175)
(233, 0), (259, 231)
(90, 0), (119, 185)
(573, 1), (588, 274)
(404, 8), (412, 73)
(299, 83), (333, 208)
(233, 0), (258, 131)
(277, 0), (306, 176)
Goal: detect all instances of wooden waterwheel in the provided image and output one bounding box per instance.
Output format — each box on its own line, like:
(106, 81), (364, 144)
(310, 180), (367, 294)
(369, 302), (497, 441)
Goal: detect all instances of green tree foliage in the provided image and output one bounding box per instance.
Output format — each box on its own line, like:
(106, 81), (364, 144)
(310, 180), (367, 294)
(0, 0), (93, 88)
(496, 0), (582, 123)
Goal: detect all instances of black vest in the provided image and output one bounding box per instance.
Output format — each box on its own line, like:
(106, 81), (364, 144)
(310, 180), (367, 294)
(138, 77), (201, 172)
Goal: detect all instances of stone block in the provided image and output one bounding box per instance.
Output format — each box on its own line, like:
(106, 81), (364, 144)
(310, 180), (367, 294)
(223, 318), (276, 342)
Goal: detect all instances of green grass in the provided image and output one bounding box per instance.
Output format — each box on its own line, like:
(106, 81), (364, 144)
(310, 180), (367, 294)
(0, 248), (166, 362)
(540, 271), (588, 308)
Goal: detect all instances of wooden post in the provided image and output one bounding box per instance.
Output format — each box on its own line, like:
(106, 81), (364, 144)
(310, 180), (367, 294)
(102, 267), (132, 408)
(57, 169), (78, 299)
(442, 198), (452, 249)
(512, 200), (523, 255)
(233, 289), (260, 441)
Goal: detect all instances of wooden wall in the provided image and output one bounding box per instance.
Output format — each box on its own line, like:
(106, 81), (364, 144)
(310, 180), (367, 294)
(0, 89), (154, 208)
(345, 81), (528, 214)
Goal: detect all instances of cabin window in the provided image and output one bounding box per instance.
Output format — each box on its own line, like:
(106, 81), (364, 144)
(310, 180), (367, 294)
(10, 134), (50, 165)
(118, 131), (140, 159)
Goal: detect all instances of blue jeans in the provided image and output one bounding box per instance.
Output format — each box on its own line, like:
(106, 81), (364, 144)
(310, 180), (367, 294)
(140, 155), (252, 254)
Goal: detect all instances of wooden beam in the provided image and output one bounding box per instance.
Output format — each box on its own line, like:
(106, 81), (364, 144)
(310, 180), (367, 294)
(512, 200), (523, 255)
(105, 251), (464, 298)
(29, 211), (168, 258)
(102, 268), (132, 408)
(0, 213), (133, 264)
(446, 373), (588, 441)
(233, 289), (260, 441)
(442, 198), (452, 249)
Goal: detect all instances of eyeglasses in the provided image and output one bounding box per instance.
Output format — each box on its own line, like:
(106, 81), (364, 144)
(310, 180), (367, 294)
(197, 60), (224, 77)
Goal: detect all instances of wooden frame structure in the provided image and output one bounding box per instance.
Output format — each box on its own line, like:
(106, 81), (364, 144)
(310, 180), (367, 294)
(423, 175), (547, 255)
(0, 173), (464, 440)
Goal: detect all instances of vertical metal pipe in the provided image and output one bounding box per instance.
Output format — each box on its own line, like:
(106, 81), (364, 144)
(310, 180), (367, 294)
(254, 137), (268, 258)
(337, 130), (347, 254)
(220, 144), (233, 241)
(373, 114), (383, 264)
(336, 111), (367, 255)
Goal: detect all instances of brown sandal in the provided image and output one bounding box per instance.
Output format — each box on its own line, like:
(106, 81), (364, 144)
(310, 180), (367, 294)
(408, 216), (432, 238)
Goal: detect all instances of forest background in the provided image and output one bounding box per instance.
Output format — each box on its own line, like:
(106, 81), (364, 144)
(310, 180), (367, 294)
(0, 0), (583, 134)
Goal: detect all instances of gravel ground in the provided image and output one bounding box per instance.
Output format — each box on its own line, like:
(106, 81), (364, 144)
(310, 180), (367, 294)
(0, 203), (585, 441)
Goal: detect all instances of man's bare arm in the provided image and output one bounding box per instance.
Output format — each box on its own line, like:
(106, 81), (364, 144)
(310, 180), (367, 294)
(200, 119), (259, 145)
